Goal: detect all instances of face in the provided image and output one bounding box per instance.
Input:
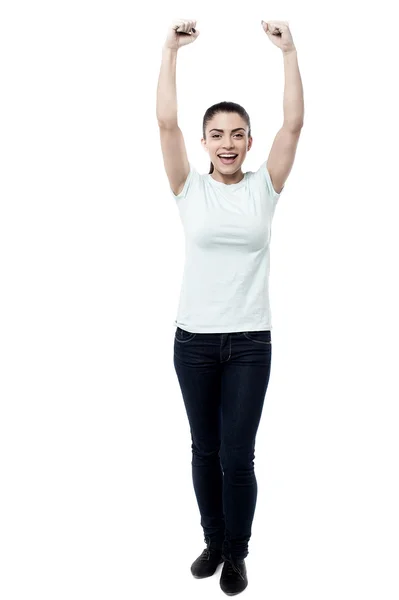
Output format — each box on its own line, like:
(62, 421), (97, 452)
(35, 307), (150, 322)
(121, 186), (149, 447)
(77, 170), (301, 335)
(202, 112), (252, 172)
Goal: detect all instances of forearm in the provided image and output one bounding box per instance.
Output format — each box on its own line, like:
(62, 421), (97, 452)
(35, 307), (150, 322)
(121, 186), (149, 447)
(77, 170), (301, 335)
(282, 50), (304, 130)
(156, 47), (179, 126)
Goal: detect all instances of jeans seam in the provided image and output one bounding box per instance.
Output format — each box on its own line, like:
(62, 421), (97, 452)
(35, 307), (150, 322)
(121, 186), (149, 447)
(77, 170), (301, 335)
(242, 333), (271, 344)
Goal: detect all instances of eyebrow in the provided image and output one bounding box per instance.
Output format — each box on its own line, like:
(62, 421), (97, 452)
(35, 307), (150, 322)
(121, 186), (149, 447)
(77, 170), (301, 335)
(209, 128), (246, 133)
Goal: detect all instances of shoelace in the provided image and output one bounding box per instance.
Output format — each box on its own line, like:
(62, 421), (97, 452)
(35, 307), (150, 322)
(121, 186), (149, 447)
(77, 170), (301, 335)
(202, 537), (223, 561)
(201, 545), (221, 561)
(202, 548), (211, 560)
(222, 554), (245, 581)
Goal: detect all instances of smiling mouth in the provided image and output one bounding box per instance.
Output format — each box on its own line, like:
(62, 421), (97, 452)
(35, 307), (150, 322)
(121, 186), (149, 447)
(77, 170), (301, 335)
(218, 155), (238, 164)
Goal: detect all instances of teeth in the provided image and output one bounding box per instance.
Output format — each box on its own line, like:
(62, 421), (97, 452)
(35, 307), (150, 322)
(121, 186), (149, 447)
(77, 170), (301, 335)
(219, 154), (237, 158)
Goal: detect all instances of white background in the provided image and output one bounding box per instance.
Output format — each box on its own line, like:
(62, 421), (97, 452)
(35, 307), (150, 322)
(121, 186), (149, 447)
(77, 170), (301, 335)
(1, 1), (398, 599)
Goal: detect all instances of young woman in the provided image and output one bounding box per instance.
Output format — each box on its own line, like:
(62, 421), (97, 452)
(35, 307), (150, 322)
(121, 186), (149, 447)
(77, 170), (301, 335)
(156, 18), (304, 596)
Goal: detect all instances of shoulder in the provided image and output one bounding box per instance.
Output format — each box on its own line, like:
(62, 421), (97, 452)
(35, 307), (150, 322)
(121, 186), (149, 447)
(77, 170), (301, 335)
(249, 162), (284, 197)
(170, 163), (205, 200)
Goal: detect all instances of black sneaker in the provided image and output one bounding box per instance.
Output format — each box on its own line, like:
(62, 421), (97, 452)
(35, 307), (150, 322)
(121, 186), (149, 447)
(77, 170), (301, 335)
(190, 537), (224, 579)
(220, 554), (248, 596)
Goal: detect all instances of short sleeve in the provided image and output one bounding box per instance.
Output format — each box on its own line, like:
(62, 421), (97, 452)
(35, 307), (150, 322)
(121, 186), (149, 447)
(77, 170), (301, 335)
(170, 162), (198, 201)
(258, 161), (284, 203)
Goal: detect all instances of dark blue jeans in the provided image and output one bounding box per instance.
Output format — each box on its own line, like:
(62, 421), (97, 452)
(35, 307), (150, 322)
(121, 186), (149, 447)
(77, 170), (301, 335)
(173, 326), (272, 561)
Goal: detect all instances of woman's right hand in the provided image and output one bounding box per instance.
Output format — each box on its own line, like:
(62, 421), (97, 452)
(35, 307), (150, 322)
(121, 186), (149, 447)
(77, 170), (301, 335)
(163, 18), (200, 51)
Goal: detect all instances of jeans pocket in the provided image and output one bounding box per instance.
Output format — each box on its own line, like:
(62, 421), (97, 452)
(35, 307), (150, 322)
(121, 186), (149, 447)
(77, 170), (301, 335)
(175, 327), (197, 343)
(243, 330), (271, 344)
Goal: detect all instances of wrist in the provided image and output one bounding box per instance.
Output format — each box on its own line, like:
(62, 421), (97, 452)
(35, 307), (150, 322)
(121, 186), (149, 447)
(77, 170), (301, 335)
(283, 47), (297, 56)
(163, 45), (179, 54)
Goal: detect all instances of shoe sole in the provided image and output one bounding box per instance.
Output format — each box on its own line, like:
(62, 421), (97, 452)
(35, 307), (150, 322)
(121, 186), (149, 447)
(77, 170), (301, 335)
(221, 585), (248, 596)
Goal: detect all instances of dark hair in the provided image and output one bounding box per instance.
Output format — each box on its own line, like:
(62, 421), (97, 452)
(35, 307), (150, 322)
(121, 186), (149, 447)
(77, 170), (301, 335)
(203, 101), (251, 174)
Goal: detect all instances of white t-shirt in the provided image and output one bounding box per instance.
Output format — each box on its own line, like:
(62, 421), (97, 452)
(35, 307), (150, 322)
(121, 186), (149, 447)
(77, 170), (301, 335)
(171, 161), (283, 333)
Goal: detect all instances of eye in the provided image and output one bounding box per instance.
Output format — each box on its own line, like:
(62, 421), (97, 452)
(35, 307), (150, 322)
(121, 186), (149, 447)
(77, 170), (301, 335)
(211, 134), (243, 138)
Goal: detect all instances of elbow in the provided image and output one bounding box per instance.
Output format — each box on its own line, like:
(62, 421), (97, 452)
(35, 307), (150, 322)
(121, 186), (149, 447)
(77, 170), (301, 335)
(284, 120), (304, 133)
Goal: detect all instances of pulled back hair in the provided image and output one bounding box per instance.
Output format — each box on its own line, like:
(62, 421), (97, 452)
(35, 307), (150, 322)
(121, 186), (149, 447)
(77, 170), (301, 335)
(203, 101), (251, 174)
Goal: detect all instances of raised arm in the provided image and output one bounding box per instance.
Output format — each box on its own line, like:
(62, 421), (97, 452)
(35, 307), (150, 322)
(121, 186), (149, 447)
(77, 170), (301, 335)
(156, 20), (199, 196)
(261, 21), (304, 194)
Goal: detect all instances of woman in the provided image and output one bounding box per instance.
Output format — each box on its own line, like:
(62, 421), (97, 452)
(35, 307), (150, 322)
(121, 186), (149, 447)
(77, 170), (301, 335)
(156, 18), (304, 596)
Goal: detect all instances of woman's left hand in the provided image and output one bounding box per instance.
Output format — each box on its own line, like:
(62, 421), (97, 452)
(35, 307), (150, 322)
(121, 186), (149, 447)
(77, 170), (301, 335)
(261, 20), (296, 53)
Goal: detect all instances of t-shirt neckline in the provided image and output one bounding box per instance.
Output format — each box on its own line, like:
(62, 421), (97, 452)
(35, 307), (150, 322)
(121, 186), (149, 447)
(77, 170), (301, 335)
(207, 172), (248, 190)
